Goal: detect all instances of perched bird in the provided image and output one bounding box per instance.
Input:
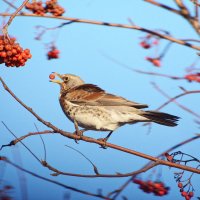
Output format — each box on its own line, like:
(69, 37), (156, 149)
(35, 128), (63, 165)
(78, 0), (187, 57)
(50, 73), (179, 141)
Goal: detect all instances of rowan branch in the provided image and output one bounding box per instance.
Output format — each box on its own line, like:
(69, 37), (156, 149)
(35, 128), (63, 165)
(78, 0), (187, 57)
(0, 12), (200, 50)
(1, 76), (200, 175)
(41, 159), (159, 178)
(1, 125), (160, 178)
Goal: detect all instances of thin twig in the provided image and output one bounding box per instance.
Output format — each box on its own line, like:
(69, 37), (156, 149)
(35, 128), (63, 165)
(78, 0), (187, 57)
(1, 121), (41, 163)
(195, 0), (199, 19)
(2, 0), (25, 14)
(101, 52), (185, 80)
(2, 0), (29, 35)
(34, 123), (47, 161)
(156, 88), (200, 111)
(65, 145), (100, 175)
(151, 82), (200, 119)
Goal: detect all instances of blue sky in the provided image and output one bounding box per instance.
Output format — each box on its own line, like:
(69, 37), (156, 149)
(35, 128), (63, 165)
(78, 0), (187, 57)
(0, 1), (200, 200)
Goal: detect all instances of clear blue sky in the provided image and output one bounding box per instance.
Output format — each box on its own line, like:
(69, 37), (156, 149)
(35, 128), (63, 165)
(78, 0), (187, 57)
(0, 1), (200, 200)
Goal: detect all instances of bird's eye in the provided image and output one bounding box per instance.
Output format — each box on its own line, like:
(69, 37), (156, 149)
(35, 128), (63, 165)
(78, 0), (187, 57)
(63, 77), (69, 82)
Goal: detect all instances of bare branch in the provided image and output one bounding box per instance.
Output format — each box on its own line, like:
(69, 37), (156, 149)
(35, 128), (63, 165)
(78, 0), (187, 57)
(0, 12), (199, 50)
(145, 0), (200, 35)
(144, 0), (181, 15)
(1, 77), (200, 175)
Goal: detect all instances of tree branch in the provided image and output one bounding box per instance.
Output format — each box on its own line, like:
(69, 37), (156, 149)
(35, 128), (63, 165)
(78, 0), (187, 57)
(2, 0), (29, 35)
(144, 0), (181, 15)
(0, 12), (199, 50)
(1, 76), (200, 175)
(145, 0), (200, 35)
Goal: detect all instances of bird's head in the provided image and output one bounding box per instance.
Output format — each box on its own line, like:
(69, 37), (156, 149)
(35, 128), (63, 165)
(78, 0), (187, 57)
(50, 73), (85, 92)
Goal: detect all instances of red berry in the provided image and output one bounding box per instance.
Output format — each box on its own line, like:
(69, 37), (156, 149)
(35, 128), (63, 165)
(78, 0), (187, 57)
(152, 59), (161, 67)
(24, 49), (30, 54)
(178, 182), (183, 188)
(157, 190), (165, 196)
(1, 51), (7, 57)
(5, 44), (12, 50)
(153, 182), (162, 189)
(185, 195), (191, 200)
(11, 49), (17, 55)
(181, 191), (188, 197)
(147, 180), (154, 186)
(188, 191), (194, 197)
(140, 41), (151, 49)
(49, 73), (55, 80)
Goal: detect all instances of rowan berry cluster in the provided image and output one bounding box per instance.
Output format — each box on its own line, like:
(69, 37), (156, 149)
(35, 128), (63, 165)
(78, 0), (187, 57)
(25, 1), (45, 15)
(177, 182), (194, 200)
(139, 34), (163, 67)
(165, 152), (197, 200)
(45, 0), (65, 16)
(0, 35), (32, 67)
(133, 179), (169, 196)
(139, 34), (159, 49)
(184, 73), (200, 83)
(25, 0), (65, 16)
(47, 46), (60, 59)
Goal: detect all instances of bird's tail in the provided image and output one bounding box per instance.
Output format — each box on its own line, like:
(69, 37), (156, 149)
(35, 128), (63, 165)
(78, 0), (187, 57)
(142, 111), (179, 127)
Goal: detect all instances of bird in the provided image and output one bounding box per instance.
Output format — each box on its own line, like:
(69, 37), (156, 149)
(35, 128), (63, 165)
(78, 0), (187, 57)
(50, 73), (179, 141)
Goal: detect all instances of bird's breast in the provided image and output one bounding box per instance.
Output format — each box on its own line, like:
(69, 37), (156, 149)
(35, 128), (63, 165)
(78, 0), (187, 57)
(59, 98), (119, 131)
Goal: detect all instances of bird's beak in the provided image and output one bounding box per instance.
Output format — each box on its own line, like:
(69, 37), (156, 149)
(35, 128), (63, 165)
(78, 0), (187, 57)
(49, 72), (63, 84)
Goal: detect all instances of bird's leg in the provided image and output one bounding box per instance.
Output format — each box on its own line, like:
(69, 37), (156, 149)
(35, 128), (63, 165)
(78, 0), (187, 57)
(97, 131), (113, 149)
(73, 120), (85, 143)
(73, 120), (86, 136)
(104, 131), (113, 141)
(74, 120), (81, 135)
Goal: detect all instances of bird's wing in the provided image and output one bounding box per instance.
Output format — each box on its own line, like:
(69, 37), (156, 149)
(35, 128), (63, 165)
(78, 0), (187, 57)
(63, 84), (148, 108)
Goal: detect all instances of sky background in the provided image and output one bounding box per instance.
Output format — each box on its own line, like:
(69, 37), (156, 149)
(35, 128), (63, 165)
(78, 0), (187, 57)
(0, 1), (200, 200)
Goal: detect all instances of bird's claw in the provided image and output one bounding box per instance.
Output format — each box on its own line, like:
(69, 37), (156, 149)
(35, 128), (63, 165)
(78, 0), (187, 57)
(75, 130), (84, 136)
(73, 129), (84, 144)
(97, 138), (108, 149)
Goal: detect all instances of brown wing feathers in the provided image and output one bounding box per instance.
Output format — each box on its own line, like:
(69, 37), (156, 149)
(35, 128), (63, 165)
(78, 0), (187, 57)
(62, 84), (148, 108)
